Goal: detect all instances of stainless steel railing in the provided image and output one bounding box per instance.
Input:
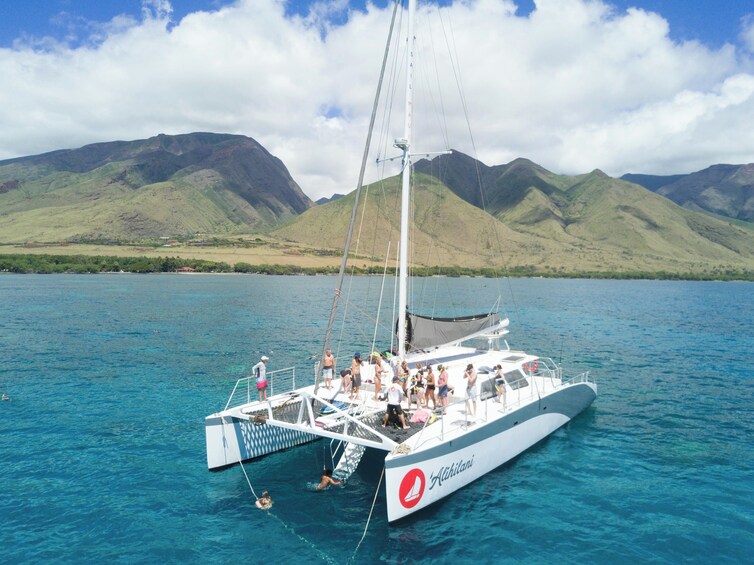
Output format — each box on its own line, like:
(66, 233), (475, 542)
(223, 366), (297, 410)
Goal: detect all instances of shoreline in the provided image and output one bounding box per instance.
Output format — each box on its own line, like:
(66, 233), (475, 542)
(0, 252), (752, 281)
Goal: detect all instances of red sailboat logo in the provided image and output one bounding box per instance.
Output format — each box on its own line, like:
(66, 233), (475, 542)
(399, 468), (426, 509)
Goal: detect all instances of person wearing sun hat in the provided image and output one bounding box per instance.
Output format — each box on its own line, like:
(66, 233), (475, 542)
(252, 355), (270, 401)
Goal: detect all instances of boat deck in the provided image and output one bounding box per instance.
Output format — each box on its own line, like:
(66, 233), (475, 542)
(220, 351), (569, 455)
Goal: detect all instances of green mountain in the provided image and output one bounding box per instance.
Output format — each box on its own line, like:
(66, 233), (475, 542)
(2, 136), (753, 276)
(319, 150), (754, 273)
(0, 132), (313, 242)
(621, 164), (754, 222)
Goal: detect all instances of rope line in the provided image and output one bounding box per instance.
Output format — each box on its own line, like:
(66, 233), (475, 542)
(222, 415), (338, 564)
(219, 415), (259, 499)
(347, 466), (385, 565)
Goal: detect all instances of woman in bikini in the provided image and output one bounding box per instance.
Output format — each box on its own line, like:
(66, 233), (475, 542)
(437, 364), (449, 414)
(425, 364), (436, 410)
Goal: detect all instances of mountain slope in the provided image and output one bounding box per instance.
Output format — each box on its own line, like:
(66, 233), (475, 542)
(621, 165), (754, 222)
(411, 153), (754, 272)
(273, 172), (572, 270)
(0, 132), (313, 242)
(655, 164), (754, 222)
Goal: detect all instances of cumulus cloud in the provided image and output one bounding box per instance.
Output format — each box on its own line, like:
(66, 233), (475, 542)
(0, 0), (753, 200)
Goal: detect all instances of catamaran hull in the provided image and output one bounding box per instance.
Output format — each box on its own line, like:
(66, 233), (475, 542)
(384, 382), (596, 522)
(205, 414), (317, 471)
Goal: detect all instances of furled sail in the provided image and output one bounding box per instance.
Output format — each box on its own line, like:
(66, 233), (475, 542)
(404, 312), (502, 351)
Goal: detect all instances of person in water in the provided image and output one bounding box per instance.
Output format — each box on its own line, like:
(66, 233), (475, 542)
(255, 491), (273, 509)
(317, 469), (342, 491)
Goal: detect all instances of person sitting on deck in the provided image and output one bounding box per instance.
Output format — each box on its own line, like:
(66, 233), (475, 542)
(317, 468), (342, 490)
(382, 376), (410, 430)
(255, 491), (273, 509)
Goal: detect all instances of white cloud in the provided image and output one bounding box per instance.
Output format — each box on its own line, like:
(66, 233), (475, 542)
(0, 0), (753, 200)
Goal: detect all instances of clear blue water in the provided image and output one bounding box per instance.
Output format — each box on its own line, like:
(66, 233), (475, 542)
(2, 275), (753, 564)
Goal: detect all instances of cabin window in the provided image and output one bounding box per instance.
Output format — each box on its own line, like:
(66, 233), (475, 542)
(504, 370), (529, 390)
(479, 376), (497, 400)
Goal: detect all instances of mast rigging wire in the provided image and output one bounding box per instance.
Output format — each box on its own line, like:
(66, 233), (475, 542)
(314, 0), (401, 395)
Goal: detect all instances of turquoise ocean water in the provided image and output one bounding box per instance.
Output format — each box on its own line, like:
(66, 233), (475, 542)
(1, 274), (752, 564)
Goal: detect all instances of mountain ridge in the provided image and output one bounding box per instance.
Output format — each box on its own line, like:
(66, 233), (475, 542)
(0, 132), (313, 241)
(1, 134), (753, 276)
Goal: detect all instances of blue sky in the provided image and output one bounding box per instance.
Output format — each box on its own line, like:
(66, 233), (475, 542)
(0, 0), (753, 199)
(0, 0), (751, 49)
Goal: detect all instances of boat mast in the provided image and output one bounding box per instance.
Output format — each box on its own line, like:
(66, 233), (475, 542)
(396, 0), (416, 358)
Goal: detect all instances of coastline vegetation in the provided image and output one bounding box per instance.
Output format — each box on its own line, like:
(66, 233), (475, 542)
(0, 253), (752, 281)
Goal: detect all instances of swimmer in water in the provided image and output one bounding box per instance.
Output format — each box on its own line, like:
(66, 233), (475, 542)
(316, 469), (342, 491)
(255, 491), (272, 509)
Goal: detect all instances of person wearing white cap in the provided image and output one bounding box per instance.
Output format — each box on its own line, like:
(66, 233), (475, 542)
(252, 355), (270, 401)
(382, 376), (409, 430)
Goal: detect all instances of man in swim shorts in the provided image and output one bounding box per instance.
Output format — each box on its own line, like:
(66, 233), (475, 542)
(382, 376), (409, 429)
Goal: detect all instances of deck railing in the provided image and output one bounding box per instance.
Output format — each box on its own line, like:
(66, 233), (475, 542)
(224, 366), (298, 410)
(412, 367), (594, 449)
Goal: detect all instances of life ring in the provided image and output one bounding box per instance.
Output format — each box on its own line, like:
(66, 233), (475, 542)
(523, 361), (538, 373)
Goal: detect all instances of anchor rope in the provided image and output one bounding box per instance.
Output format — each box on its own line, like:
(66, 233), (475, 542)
(346, 466), (385, 565)
(220, 415), (259, 499)
(222, 415), (338, 564)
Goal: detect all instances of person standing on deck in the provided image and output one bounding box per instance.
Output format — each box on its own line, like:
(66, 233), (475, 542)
(425, 364), (437, 410)
(464, 363), (478, 416)
(409, 368), (425, 409)
(351, 353), (363, 400)
(252, 356), (270, 401)
(382, 376), (410, 429)
(322, 348), (335, 390)
(398, 360), (410, 397)
(373, 355), (383, 401)
(437, 364), (449, 414)
(375, 354), (393, 400)
(494, 364), (507, 409)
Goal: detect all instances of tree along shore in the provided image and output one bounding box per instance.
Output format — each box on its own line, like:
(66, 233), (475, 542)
(1, 253), (752, 281)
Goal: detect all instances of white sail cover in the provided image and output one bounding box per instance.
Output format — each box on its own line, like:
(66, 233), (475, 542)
(405, 312), (501, 351)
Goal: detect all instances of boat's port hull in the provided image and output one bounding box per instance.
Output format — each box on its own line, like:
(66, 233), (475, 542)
(205, 413), (317, 470)
(384, 381), (596, 522)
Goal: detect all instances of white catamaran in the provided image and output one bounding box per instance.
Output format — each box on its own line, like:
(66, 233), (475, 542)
(205, 0), (597, 523)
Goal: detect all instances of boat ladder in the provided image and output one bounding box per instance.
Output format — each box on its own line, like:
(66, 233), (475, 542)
(333, 442), (367, 482)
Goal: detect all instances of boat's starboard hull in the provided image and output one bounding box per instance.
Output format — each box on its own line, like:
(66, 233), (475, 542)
(384, 381), (596, 522)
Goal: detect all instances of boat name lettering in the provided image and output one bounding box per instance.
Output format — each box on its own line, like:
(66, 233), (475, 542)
(428, 455), (474, 490)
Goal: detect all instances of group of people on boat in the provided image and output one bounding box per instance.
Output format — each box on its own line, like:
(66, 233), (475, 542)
(395, 362), (451, 415)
